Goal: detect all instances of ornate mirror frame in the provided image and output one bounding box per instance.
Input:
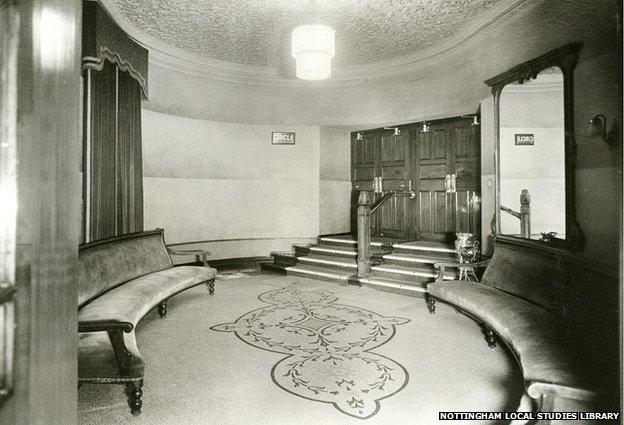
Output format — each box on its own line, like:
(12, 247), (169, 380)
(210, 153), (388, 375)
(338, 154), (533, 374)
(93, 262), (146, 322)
(485, 43), (584, 250)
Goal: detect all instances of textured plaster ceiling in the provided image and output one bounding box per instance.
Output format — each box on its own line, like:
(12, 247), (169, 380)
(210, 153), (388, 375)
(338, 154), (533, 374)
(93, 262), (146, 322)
(112, 0), (504, 68)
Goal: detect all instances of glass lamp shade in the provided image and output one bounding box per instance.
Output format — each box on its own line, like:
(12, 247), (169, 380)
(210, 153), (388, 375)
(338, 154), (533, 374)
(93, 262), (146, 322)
(586, 115), (606, 140)
(291, 25), (335, 80)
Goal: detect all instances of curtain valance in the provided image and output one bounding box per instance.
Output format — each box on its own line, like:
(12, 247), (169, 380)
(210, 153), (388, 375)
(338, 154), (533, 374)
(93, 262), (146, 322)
(82, 1), (149, 98)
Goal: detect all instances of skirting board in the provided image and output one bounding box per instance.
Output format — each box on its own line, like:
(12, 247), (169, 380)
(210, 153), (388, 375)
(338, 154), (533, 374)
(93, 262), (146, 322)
(176, 256), (272, 271)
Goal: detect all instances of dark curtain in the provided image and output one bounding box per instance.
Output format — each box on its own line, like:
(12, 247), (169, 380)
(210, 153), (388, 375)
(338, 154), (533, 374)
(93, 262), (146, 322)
(117, 69), (144, 235)
(85, 61), (143, 242)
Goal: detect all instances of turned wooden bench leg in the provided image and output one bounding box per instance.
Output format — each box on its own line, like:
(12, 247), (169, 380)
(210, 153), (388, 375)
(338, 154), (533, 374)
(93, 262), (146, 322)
(484, 327), (497, 349)
(126, 380), (143, 415)
(158, 300), (167, 318)
(426, 294), (436, 314)
(206, 279), (215, 295)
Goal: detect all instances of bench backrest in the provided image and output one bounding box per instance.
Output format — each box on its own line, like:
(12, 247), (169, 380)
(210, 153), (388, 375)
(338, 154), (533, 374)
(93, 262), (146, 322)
(481, 236), (563, 311)
(77, 229), (173, 307)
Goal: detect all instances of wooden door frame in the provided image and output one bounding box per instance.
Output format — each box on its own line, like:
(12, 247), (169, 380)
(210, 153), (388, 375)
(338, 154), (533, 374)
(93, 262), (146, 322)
(408, 117), (482, 242)
(375, 129), (411, 240)
(351, 118), (481, 242)
(0, 1), (82, 424)
(449, 117), (482, 237)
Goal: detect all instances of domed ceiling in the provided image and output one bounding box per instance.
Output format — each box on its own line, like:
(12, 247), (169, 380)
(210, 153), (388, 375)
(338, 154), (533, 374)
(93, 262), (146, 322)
(108, 0), (511, 70)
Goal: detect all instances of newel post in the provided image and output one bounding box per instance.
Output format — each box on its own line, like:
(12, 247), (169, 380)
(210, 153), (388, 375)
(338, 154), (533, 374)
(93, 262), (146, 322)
(357, 191), (371, 277)
(520, 189), (531, 238)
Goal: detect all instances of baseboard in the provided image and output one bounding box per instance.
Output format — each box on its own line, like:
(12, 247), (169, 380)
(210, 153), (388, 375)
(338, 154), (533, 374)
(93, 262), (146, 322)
(176, 256), (271, 271)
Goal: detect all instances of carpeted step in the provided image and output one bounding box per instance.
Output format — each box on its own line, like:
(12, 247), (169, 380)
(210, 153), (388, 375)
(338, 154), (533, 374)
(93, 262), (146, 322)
(293, 244), (311, 256)
(357, 276), (428, 298)
(392, 241), (457, 258)
(259, 261), (288, 274)
(285, 264), (352, 283)
(309, 245), (357, 258)
(270, 251), (298, 267)
(370, 264), (456, 281)
(318, 236), (385, 249)
(297, 255), (357, 271)
(318, 236), (357, 248)
(382, 253), (453, 268)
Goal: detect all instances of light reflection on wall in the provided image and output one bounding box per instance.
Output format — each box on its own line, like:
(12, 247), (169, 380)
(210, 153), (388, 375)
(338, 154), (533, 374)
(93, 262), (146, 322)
(37, 7), (75, 71)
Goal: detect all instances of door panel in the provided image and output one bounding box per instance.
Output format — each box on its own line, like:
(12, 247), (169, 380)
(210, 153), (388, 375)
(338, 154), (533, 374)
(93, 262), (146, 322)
(352, 167), (375, 191)
(451, 123), (480, 234)
(412, 119), (481, 241)
(414, 127), (454, 241)
(454, 190), (480, 234)
(455, 162), (477, 188)
(379, 134), (407, 189)
(419, 162), (446, 179)
(379, 195), (407, 237)
(351, 133), (377, 191)
(381, 165), (405, 184)
(377, 133), (409, 238)
(351, 118), (480, 241)
(381, 134), (405, 161)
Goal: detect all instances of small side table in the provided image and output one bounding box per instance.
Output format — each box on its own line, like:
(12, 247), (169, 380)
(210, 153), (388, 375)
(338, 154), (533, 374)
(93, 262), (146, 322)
(167, 248), (214, 294)
(167, 247), (212, 268)
(458, 265), (479, 281)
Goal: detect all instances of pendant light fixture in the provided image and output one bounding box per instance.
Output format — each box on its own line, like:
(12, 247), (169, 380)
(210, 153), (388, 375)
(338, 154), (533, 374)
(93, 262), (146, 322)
(291, 24), (335, 80)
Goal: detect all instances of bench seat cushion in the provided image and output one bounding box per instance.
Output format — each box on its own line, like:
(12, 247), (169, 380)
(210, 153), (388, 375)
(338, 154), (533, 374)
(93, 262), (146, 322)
(428, 280), (586, 388)
(78, 265), (216, 382)
(79, 266), (216, 327)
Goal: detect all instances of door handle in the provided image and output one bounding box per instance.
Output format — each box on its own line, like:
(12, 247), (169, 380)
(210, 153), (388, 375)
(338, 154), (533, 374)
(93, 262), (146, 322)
(444, 175), (451, 193)
(452, 174), (457, 193)
(373, 176), (381, 193)
(378, 176), (383, 193)
(407, 179), (416, 199)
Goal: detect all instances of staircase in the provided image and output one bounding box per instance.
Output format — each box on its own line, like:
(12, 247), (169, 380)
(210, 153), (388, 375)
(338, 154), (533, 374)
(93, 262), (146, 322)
(261, 235), (459, 297)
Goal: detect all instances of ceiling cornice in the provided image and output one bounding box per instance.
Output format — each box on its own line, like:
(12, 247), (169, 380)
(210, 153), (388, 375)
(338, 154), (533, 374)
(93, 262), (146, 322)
(97, 0), (539, 87)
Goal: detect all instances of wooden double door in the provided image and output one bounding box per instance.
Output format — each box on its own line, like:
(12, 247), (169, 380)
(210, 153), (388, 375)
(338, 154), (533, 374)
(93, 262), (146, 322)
(351, 117), (480, 242)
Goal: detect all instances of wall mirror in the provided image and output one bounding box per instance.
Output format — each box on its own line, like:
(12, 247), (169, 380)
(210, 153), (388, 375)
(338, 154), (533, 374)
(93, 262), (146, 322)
(485, 43), (584, 250)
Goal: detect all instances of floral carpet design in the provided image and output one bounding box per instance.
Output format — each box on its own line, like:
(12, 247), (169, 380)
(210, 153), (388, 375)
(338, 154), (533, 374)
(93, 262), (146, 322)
(211, 286), (410, 419)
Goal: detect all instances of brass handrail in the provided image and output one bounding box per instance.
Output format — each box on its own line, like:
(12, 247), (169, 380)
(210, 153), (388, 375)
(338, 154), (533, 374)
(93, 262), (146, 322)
(356, 189), (415, 278)
(370, 190), (416, 215)
(500, 205), (521, 219)
(500, 190), (531, 238)
(370, 191), (397, 215)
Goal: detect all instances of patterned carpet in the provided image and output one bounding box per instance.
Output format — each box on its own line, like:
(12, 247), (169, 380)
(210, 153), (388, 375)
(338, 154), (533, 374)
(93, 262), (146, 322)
(212, 287), (409, 419)
(78, 274), (525, 425)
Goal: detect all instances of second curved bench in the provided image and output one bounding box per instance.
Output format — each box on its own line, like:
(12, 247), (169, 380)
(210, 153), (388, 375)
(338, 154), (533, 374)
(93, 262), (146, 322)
(426, 237), (598, 420)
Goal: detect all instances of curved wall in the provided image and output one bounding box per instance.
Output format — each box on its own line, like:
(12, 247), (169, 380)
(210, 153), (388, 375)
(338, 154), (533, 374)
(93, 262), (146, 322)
(143, 0), (615, 129)
(142, 0), (621, 266)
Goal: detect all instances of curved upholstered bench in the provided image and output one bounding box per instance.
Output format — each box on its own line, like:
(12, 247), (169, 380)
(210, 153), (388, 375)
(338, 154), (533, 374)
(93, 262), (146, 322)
(77, 229), (217, 415)
(426, 237), (599, 417)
